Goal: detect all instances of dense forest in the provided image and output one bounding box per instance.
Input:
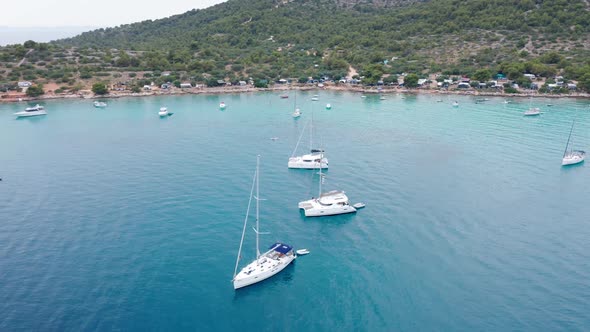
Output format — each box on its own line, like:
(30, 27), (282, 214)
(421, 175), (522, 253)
(1, 0), (590, 94)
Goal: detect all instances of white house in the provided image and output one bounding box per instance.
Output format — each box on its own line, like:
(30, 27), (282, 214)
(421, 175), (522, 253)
(524, 73), (536, 80)
(143, 85), (152, 91)
(457, 82), (470, 89)
(18, 81), (32, 88)
(180, 83), (192, 88)
(238, 81), (247, 86)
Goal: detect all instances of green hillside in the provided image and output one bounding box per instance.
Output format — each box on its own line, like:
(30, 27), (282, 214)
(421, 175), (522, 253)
(2, 0), (590, 93)
(58, 0), (590, 81)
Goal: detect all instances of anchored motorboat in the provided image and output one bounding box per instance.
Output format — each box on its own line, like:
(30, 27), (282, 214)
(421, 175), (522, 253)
(14, 104), (46, 117)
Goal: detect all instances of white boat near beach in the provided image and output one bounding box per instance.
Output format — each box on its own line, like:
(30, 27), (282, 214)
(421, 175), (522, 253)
(220, 102), (226, 109)
(232, 155), (296, 290)
(159, 107), (168, 117)
(524, 107), (541, 116)
(93, 101), (107, 108)
(326, 103), (331, 110)
(14, 104), (46, 117)
(292, 90), (301, 118)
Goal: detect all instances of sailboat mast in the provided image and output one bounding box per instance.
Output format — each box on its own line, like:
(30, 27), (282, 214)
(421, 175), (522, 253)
(233, 169), (257, 279)
(255, 155), (261, 262)
(310, 102), (313, 151)
(564, 120), (575, 157)
(318, 162), (322, 198)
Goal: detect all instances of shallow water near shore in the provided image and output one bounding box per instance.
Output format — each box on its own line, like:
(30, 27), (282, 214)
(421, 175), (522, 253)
(1, 92), (590, 331)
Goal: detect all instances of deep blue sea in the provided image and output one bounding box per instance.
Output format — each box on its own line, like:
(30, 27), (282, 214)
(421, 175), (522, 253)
(1, 92), (590, 331)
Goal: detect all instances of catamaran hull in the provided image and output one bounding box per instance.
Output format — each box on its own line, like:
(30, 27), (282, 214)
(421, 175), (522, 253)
(302, 206), (357, 217)
(288, 158), (328, 169)
(233, 255), (296, 289)
(298, 199), (357, 217)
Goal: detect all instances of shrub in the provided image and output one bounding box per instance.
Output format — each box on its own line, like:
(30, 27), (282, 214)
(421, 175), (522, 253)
(92, 82), (108, 95)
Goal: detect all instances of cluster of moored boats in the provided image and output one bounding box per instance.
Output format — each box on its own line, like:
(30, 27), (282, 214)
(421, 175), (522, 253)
(233, 96), (366, 290)
(13, 100), (228, 119)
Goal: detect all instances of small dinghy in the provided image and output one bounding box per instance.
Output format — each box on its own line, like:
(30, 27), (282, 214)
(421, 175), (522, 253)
(352, 202), (366, 209)
(270, 137), (279, 141)
(296, 249), (310, 255)
(325, 103), (331, 110)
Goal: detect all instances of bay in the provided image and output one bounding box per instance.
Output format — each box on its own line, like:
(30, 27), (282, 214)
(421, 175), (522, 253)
(1, 92), (589, 331)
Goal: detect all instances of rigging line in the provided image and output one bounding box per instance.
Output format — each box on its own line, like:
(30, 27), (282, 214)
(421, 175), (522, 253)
(233, 169), (257, 279)
(291, 119), (310, 157)
(564, 119), (576, 158)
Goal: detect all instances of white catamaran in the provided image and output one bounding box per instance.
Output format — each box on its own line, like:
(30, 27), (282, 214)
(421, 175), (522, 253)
(298, 159), (361, 217)
(233, 155), (296, 289)
(562, 120), (585, 166)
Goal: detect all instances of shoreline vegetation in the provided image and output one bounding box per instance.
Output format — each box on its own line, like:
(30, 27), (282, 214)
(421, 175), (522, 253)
(2, 84), (589, 103)
(2, 1), (590, 106)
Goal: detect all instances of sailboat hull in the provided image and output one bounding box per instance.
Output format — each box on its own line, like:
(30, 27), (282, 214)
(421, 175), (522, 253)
(233, 254), (296, 289)
(562, 151), (585, 166)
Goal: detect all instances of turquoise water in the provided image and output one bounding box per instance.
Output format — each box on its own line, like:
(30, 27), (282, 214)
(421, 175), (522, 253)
(1, 92), (590, 331)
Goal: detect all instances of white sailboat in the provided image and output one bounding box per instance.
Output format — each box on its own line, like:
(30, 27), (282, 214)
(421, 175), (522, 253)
(562, 120), (585, 166)
(524, 98), (541, 116)
(288, 108), (328, 169)
(292, 90), (301, 118)
(158, 107), (168, 117)
(233, 155), (296, 290)
(524, 107), (541, 116)
(298, 158), (358, 217)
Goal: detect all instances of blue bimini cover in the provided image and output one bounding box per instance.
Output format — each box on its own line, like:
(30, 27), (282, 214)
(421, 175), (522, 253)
(269, 242), (292, 254)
